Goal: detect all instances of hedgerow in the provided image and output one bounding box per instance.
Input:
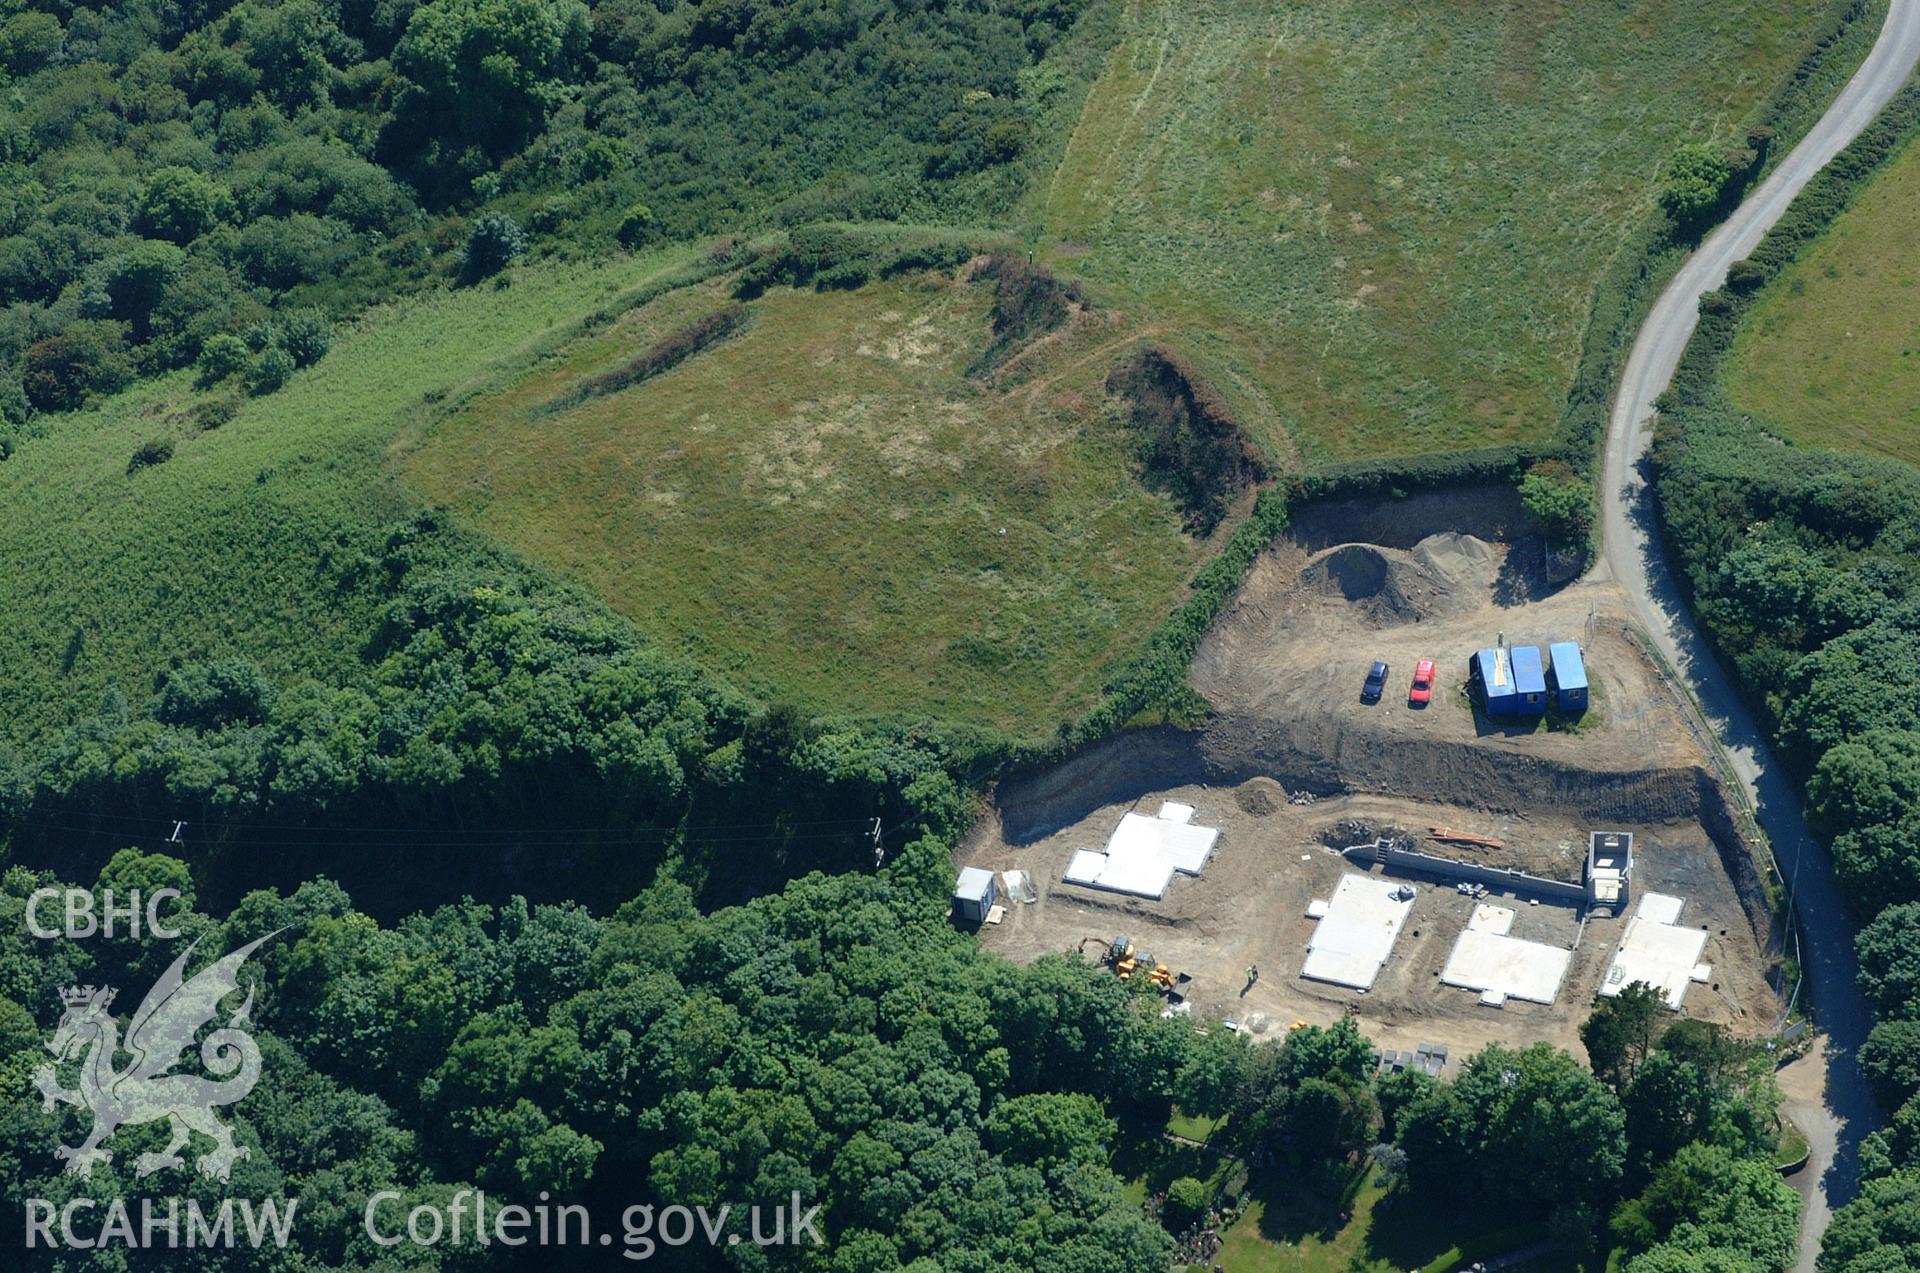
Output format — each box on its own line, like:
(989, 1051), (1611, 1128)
(541, 303), (751, 415)
(732, 225), (981, 299)
(1549, 0), (1886, 474)
(1645, 68), (1920, 1259)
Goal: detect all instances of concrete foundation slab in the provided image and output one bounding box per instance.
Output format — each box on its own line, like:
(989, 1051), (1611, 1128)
(1601, 891), (1709, 1009)
(1302, 874), (1414, 990)
(1440, 903), (1573, 1005)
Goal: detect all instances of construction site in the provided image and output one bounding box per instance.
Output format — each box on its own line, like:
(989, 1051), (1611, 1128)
(958, 487), (1783, 1067)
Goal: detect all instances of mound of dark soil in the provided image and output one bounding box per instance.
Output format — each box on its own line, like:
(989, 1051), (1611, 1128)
(1235, 776), (1286, 816)
(1296, 534), (1498, 626)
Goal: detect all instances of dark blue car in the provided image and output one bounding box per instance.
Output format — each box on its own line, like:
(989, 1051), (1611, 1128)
(1361, 659), (1389, 703)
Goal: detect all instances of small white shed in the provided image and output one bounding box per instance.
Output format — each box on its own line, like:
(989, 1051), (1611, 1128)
(953, 867), (997, 924)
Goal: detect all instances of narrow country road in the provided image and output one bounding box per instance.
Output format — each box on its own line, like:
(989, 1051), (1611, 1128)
(1594, 3), (1920, 1268)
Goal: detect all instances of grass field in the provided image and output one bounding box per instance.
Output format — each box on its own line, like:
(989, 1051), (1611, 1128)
(1726, 133), (1920, 464)
(0, 250), (699, 746)
(1111, 1113), (1572, 1273)
(1035, 0), (1838, 463)
(399, 270), (1209, 734)
(1208, 1170), (1560, 1273)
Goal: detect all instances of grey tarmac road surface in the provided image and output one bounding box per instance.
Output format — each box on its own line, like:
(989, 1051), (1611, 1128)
(1595, 4), (1920, 1268)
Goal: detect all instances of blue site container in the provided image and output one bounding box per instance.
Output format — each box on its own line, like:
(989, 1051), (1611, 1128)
(1474, 647), (1517, 716)
(1510, 646), (1546, 716)
(1549, 641), (1589, 712)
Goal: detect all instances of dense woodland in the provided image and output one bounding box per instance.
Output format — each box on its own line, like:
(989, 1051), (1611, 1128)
(0, 856), (1801, 1271)
(0, 0), (1099, 431)
(0, 0), (1912, 1267)
(1651, 85), (1920, 1273)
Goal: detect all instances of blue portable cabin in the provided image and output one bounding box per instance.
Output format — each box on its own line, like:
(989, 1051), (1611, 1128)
(1549, 641), (1589, 712)
(1473, 647), (1517, 717)
(1510, 645), (1547, 717)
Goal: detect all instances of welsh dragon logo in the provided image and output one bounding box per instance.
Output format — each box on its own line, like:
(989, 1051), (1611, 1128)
(32, 932), (279, 1183)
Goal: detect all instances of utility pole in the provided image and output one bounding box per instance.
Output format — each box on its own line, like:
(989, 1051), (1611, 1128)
(870, 817), (884, 868)
(168, 821), (188, 845)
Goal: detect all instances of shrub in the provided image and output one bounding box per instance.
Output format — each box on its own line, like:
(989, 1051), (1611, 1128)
(1660, 143), (1734, 233)
(1162, 1177), (1209, 1231)
(1518, 458), (1593, 546)
(155, 658), (277, 728)
(880, 240), (975, 277)
(21, 321), (135, 413)
(0, 11), (63, 76)
(276, 307), (333, 368)
(1857, 903), (1920, 1016)
(229, 213), (357, 290)
(733, 228), (977, 299)
(248, 345), (297, 396)
(0, 372), (26, 429)
(243, 319), (282, 352)
(815, 260), (871, 290)
(460, 213), (528, 283)
(196, 333), (252, 387)
(616, 203), (655, 249)
(1724, 260), (1768, 293)
(127, 437), (174, 473)
(555, 304), (748, 409)
(193, 396), (241, 431)
(1862, 1019), (1920, 1109)
(982, 119), (1032, 164)
(137, 167), (235, 245)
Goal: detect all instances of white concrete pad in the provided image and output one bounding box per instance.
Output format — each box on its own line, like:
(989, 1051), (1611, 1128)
(1442, 922), (1572, 1005)
(1059, 810), (1220, 899)
(1467, 903), (1515, 935)
(1110, 811), (1217, 875)
(1306, 898), (1330, 919)
(1601, 892), (1709, 1008)
(1063, 849), (1104, 885)
(1302, 874), (1414, 990)
(1638, 892), (1685, 925)
(1062, 846), (1175, 898)
(1156, 801), (1196, 824)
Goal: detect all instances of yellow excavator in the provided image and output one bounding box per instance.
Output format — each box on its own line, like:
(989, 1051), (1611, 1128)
(1108, 938), (1177, 992)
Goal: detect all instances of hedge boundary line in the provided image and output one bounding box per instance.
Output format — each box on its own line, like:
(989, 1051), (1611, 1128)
(532, 303), (750, 419)
(1549, 0), (1886, 473)
(1664, 81), (1920, 416)
(1004, 489), (1291, 772)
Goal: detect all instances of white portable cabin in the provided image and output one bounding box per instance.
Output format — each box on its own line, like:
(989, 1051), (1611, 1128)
(953, 867), (997, 923)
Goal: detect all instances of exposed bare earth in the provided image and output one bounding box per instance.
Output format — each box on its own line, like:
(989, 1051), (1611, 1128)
(963, 493), (1781, 1065)
(968, 788), (1771, 1061)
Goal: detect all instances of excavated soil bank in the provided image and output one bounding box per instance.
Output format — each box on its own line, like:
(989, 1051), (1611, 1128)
(1287, 484), (1534, 551)
(967, 491), (1781, 1059)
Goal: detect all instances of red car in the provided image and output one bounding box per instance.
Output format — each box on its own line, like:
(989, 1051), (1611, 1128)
(1409, 659), (1435, 705)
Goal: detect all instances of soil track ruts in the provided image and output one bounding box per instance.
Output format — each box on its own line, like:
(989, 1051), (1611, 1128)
(987, 495), (1780, 955)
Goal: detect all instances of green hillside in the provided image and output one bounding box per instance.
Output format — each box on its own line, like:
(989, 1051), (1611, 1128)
(1726, 133), (1920, 464)
(0, 249), (696, 745)
(399, 265), (1208, 733)
(1034, 0), (1836, 463)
